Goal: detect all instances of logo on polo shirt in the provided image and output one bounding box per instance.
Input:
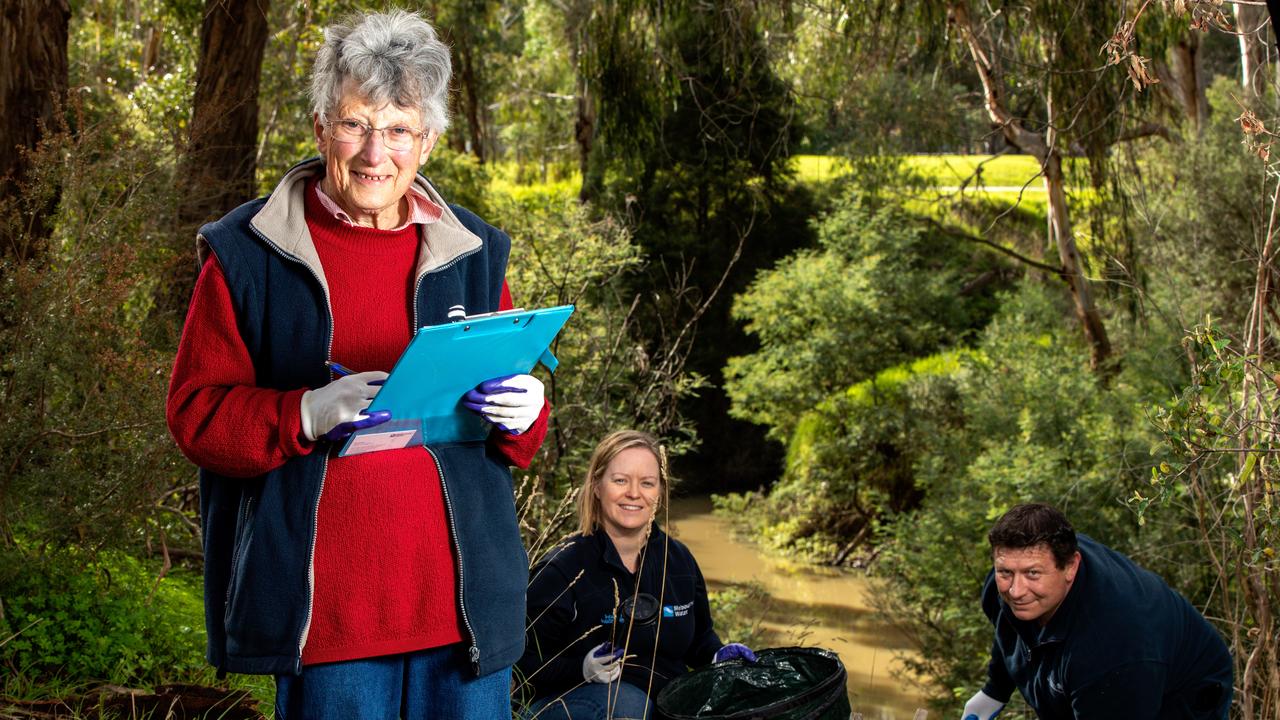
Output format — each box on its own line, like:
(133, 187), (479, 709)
(667, 602), (693, 618)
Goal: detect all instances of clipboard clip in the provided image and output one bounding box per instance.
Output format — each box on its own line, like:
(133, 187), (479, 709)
(443, 305), (530, 323)
(439, 305), (558, 371)
(463, 307), (526, 321)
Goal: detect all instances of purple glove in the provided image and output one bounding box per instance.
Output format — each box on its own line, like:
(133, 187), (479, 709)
(713, 642), (756, 663)
(593, 641), (623, 658)
(319, 409), (392, 443)
(461, 373), (544, 434)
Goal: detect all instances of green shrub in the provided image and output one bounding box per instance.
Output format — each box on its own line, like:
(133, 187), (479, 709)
(724, 191), (1009, 443)
(0, 550), (206, 689)
(718, 350), (973, 562)
(869, 283), (1196, 712)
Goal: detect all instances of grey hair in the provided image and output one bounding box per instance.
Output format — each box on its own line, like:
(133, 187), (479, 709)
(310, 10), (452, 133)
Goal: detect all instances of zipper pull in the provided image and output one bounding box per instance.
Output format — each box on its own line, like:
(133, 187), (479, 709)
(469, 645), (481, 673)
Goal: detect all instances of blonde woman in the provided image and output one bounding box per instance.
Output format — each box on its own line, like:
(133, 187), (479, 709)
(517, 430), (754, 719)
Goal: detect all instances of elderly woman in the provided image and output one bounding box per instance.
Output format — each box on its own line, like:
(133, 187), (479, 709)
(517, 430), (754, 720)
(166, 11), (546, 718)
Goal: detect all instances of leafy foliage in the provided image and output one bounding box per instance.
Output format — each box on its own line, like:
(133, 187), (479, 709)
(867, 284), (1195, 710)
(725, 192), (1007, 442)
(0, 551), (205, 688)
(0, 105), (189, 558)
(492, 194), (706, 552)
(1128, 79), (1280, 712)
(1126, 77), (1270, 331)
(718, 349), (972, 562)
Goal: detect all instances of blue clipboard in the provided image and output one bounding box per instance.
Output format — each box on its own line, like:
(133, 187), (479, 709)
(338, 304), (574, 456)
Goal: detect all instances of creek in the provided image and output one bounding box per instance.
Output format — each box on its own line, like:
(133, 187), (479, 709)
(665, 495), (930, 719)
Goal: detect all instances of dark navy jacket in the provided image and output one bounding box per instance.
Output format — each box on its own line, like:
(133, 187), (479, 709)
(517, 526), (722, 702)
(193, 158), (526, 677)
(981, 534), (1232, 719)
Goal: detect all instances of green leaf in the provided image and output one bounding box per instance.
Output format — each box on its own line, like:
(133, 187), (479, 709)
(1238, 452), (1260, 488)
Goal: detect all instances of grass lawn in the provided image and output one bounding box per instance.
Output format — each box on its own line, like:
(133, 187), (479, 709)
(489, 155), (1088, 239)
(491, 154), (1084, 201)
(790, 153), (1088, 191)
(906, 154), (1046, 188)
(490, 175), (579, 204)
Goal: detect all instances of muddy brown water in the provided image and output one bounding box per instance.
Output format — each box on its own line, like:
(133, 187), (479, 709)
(665, 495), (930, 719)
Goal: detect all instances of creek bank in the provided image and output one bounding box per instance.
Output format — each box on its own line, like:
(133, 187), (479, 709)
(666, 495), (929, 719)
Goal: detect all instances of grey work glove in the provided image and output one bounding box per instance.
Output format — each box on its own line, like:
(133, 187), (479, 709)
(582, 641), (624, 684)
(961, 690), (1005, 720)
(299, 371), (390, 442)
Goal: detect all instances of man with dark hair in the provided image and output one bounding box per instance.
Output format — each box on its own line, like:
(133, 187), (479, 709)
(960, 503), (1233, 720)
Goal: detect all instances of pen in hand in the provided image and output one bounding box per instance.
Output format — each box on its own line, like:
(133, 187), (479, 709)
(326, 361), (357, 377)
(327, 361), (386, 387)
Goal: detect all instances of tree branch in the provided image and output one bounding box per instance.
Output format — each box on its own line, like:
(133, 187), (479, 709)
(922, 217), (1065, 276)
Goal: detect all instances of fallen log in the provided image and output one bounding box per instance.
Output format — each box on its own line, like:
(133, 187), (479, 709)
(1, 683), (262, 719)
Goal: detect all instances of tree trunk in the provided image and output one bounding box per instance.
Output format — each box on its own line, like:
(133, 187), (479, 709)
(0, 0), (70, 261)
(1163, 34), (1207, 132)
(574, 79), (596, 202)
(445, 85), (467, 154)
(570, 13), (596, 203)
(1236, 3), (1270, 97)
(179, 0), (271, 230)
(454, 40), (486, 163)
(1043, 147), (1111, 370)
(950, 0), (1111, 370)
(142, 23), (163, 74)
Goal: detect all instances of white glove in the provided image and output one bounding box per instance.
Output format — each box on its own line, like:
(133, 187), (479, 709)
(461, 373), (544, 435)
(299, 371), (389, 442)
(582, 642), (623, 684)
(961, 690), (1005, 720)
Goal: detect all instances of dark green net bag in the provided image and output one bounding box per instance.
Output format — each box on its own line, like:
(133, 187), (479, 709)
(655, 647), (852, 720)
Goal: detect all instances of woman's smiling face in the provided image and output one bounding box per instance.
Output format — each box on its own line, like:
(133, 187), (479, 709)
(594, 447), (662, 536)
(313, 81), (436, 229)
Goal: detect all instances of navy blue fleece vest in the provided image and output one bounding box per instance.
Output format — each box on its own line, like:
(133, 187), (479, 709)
(195, 192), (526, 677)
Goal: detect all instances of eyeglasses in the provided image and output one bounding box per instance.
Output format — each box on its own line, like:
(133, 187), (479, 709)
(324, 117), (427, 152)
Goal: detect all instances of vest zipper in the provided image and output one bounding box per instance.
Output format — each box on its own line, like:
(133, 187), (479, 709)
(427, 444), (481, 674)
(410, 244), (483, 332)
(246, 223), (335, 668)
(297, 453), (327, 662)
(411, 245), (486, 673)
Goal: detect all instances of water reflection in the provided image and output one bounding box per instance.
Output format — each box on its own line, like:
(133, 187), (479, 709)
(666, 495), (929, 719)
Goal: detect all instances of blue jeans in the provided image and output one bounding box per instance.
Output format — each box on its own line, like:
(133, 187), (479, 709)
(523, 680), (652, 720)
(275, 645), (513, 720)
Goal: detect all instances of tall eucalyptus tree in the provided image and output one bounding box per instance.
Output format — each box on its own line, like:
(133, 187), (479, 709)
(178, 0), (271, 229)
